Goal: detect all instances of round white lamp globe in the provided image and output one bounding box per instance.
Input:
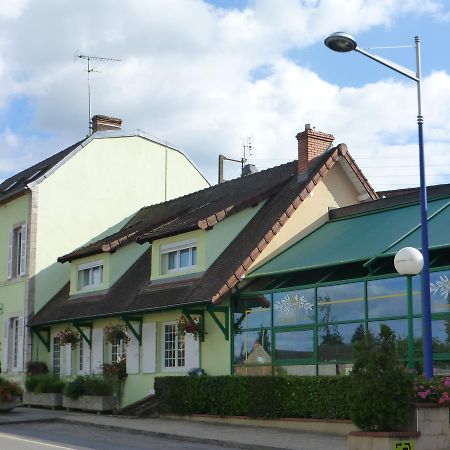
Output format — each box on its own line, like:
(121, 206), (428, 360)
(394, 247), (424, 275)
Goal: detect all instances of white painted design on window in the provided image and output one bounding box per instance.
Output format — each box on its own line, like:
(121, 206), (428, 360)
(430, 274), (450, 298)
(274, 294), (313, 322)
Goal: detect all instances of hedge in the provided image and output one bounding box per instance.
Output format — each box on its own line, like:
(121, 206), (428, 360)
(155, 375), (351, 419)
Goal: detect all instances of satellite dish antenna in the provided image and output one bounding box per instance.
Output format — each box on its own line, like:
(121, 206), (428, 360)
(75, 52), (121, 134)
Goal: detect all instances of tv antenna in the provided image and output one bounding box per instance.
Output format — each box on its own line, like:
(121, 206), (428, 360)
(218, 136), (255, 184)
(75, 52), (121, 134)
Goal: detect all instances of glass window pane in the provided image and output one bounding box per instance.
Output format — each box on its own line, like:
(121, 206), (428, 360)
(273, 288), (315, 326)
(191, 247), (197, 266)
(413, 318), (450, 365)
(367, 277), (407, 318)
(83, 269), (90, 287)
(317, 282), (364, 323)
(368, 320), (408, 359)
(318, 322), (364, 362)
(429, 270), (450, 314)
(277, 365), (316, 376)
(234, 296), (271, 329)
(233, 330), (271, 366)
(168, 251), (176, 270)
(274, 329), (314, 361)
(412, 275), (421, 315)
(179, 248), (190, 268)
(92, 266), (102, 285)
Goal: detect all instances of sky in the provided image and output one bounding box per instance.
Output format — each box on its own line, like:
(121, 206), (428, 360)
(1, 0), (450, 190)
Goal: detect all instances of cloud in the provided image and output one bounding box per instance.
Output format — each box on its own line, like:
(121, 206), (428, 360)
(0, 0), (449, 191)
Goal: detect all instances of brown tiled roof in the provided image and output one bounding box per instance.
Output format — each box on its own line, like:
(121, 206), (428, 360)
(31, 144), (377, 325)
(0, 139), (85, 204)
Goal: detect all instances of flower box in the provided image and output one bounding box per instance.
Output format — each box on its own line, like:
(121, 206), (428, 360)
(62, 395), (117, 412)
(0, 400), (17, 412)
(23, 392), (62, 409)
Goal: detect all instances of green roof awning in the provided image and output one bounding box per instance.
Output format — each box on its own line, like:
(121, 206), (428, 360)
(249, 196), (450, 278)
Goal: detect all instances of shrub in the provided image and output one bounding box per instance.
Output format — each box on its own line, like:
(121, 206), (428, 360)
(348, 324), (413, 431)
(63, 375), (113, 400)
(26, 361), (48, 376)
(26, 374), (65, 394)
(0, 377), (23, 401)
(155, 374), (352, 419)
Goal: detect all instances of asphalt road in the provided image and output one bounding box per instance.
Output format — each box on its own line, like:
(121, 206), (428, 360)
(0, 422), (246, 450)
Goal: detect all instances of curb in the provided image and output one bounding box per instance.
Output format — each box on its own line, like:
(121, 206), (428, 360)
(0, 417), (60, 426)
(59, 418), (295, 450)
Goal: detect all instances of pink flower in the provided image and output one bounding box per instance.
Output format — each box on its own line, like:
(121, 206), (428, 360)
(417, 391), (428, 399)
(443, 377), (450, 387)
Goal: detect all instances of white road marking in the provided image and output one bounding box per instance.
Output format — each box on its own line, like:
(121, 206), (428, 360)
(0, 431), (78, 449)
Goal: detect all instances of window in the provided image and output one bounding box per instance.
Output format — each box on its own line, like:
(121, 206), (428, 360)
(77, 260), (103, 290)
(8, 224), (27, 279)
(53, 337), (61, 375)
(111, 338), (126, 363)
(160, 240), (197, 275)
(163, 323), (185, 369)
(79, 339), (84, 372)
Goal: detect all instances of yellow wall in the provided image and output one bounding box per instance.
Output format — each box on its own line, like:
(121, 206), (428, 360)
(33, 135), (209, 312)
(252, 163), (361, 269)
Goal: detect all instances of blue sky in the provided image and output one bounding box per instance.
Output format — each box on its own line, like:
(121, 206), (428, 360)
(1, 0), (450, 190)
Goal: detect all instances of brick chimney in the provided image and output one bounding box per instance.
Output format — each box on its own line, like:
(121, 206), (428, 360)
(92, 115), (122, 133)
(296, 124), (334, 178)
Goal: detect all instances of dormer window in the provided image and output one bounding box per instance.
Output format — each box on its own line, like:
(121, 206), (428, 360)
(77, 260), (103, 290)
(160, 239), (197, 275)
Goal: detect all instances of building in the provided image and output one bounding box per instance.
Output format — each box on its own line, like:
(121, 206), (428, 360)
(0, 115), (209, 379)
(29, 125), (378, 405)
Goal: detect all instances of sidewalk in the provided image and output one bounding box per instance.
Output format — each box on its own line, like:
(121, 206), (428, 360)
(0, 407), (348, 450)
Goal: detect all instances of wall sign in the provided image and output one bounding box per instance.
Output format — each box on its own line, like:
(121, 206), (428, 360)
(393, 441), (414, 450)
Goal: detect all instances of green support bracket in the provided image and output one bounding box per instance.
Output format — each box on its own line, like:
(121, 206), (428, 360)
(206, 305), (229, 340)
(73, 322), (93, 348)
(367, 259), (390, 277)
(121, 315), (143, 346)
(181, 308), (205, 342)
(32, 327), (50, 352)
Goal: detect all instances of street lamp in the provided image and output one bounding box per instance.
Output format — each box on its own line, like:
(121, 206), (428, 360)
(324, 32), (433, 379)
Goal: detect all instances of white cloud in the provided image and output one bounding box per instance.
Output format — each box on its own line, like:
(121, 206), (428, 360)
(0, 0), (449, 191)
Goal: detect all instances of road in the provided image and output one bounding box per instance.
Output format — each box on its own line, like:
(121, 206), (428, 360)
(0, 422), (246, 450)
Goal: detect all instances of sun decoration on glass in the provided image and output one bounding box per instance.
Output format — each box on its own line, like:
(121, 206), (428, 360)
(274, 294), (313, 322)
(430, 274), (450, 298)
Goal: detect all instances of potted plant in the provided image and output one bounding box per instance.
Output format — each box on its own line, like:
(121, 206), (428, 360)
(57, 326), (81, 347)
(104, 323), (130, 345)
(177, 315), (203, 341)
(26, 361), (49, 376)
(63, 375), (117, 412)
(347, 325), (419, 450)
(23, 374), (66, 409)
(0, 377), (23, 411)
(103, 357), (127, 407)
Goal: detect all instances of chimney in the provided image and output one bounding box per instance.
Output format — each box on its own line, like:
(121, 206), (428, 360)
(92, 115), (122, 133)
(296, 124), (334, 178)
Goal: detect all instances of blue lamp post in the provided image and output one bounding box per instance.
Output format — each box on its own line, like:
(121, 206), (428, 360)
(324, 32), (433, 379)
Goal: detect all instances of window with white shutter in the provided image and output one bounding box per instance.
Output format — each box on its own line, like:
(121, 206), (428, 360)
(8, 224), (27, 279)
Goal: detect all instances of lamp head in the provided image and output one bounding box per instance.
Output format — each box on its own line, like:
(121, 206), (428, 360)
(324, 32), (357, 53)
(394, 247), (424, 275)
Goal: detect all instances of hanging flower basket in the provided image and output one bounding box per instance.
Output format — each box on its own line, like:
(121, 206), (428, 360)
(104, 323), (130, 345)
(177, 315), (203, 341)
(57, 327), (81, 347)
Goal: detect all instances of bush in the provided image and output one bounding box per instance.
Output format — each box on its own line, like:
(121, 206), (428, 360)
(348, 324), (413, 431)
(155, 374), (352, 419)
(0, 377), (23, 401)
(25, 374), (65, 394)
(63, 375), (113, 400)
(26, 361), (48, 376)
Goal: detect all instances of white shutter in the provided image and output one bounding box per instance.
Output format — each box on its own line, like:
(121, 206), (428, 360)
(19, 224), (27, 276)
(126, 333), (140, 374)
(142, 322), (156, 373)
(2, 319), (9, 373)
(16, 316), (24, 372)
(7, 230), (13, 279)
(184, 333), (200, 370)
(83, 340), (91, 374)
(59, 341), (64, 377)
(65, 343), (72, 376)
(91, 328), (104, 374)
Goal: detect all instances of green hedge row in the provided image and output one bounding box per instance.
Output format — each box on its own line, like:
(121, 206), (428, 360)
(155, 375), (352, 419)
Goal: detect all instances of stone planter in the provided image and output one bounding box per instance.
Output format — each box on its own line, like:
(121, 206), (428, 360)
(408, 403), (450, 450)
(23, 392), (62, 409)
(0, 400), (17, 412)
(348, 431), (420, 450)
(62, 395), (117, 413)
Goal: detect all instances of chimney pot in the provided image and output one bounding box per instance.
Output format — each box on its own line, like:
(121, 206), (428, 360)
(296, 126), (334, 178)
(92, 115), (122, 133)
